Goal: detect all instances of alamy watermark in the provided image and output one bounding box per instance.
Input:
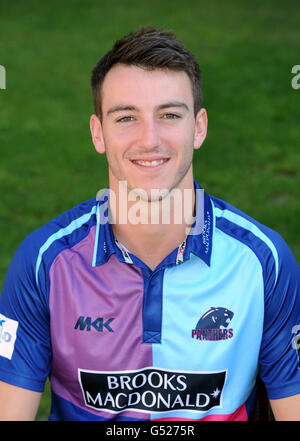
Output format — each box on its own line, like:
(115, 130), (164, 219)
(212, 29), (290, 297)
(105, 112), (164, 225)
(96, 181), (205, 236)
(291, 65), (300, 90)
(0, 65), (6, 89)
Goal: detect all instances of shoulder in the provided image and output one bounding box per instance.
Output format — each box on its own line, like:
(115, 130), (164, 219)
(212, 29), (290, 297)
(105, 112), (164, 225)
(8, 198), (98, 294)
(210, 194), (298, 289)
(211, 194), (282, 244)
(19, 197), (97, 260)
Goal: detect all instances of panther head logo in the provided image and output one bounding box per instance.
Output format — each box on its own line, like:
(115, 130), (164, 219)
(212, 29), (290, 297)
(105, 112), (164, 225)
(195, 307), (234, 330)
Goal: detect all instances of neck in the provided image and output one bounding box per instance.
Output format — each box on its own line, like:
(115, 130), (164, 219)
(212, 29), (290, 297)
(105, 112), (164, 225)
(109, 179), (196, 270)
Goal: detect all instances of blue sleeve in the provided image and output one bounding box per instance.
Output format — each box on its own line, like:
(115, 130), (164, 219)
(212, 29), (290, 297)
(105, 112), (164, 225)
(259, 232), (300, 399)
(0, 232), (51, 392)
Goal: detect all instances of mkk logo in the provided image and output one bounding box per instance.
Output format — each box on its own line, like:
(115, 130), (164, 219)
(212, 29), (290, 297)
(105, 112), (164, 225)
(75, 316), (115, 333)
(192, 307), (234, 341)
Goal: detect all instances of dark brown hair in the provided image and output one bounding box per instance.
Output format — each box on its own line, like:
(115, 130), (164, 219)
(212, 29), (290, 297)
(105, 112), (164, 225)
(91, 27), (202, 120)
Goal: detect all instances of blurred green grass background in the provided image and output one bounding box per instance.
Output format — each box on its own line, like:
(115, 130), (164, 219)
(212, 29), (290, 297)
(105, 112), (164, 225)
(0, 0), (299, 420)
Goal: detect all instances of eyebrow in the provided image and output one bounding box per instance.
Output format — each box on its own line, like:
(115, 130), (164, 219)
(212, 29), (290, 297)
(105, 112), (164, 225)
(107, 105), (137, 115)
(106, 101), (189, 116)
(157, 101), (189, 112)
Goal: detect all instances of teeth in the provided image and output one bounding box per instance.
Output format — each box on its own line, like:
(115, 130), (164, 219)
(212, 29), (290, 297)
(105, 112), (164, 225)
(134, 159), (167, 166)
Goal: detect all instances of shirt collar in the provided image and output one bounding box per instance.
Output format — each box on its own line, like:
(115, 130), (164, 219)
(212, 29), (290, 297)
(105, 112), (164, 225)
(92, 179), (214, 268)
(186, 179), (214, 267)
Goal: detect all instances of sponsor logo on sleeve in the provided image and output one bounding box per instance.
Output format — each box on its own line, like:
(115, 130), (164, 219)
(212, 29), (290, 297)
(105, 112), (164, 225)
(0, 314), (19, 360)
(78, 367), (226, 415)
(292, 324), (300, 368)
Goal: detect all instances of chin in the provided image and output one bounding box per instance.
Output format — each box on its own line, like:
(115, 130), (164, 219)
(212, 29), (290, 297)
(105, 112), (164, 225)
(142, 187), (172, 202)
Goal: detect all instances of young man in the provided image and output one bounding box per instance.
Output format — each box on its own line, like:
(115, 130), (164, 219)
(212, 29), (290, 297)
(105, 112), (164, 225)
(0, 27), (299, 421)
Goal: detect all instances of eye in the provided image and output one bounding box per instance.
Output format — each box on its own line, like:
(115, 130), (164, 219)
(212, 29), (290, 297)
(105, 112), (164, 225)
(116, 115), (134, 123)
(162, 113), (180, 120)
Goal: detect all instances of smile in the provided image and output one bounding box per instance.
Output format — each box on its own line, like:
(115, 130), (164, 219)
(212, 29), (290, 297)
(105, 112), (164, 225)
(131, 159), (169, 167)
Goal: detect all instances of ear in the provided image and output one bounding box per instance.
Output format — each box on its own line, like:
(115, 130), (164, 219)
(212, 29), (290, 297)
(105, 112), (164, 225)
(90, 114), (106, 154)
(193, 108), (208, 151)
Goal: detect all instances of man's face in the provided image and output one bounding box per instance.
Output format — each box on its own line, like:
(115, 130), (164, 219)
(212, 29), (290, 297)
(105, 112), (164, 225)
(91, 64), (207, 200)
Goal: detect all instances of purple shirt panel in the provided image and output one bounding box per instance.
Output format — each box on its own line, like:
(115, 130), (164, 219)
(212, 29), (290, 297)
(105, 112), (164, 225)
(48, 226), (152, 419)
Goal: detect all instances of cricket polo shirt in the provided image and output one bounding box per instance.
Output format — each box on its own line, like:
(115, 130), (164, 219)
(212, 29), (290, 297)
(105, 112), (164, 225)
(0, 180), (299, 421)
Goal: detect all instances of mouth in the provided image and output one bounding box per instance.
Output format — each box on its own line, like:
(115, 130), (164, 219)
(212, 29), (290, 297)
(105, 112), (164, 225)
(130, 158), (170, 169)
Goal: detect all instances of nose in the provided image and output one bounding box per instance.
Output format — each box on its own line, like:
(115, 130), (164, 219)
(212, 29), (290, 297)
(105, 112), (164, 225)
(137, 117), (161, 150)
